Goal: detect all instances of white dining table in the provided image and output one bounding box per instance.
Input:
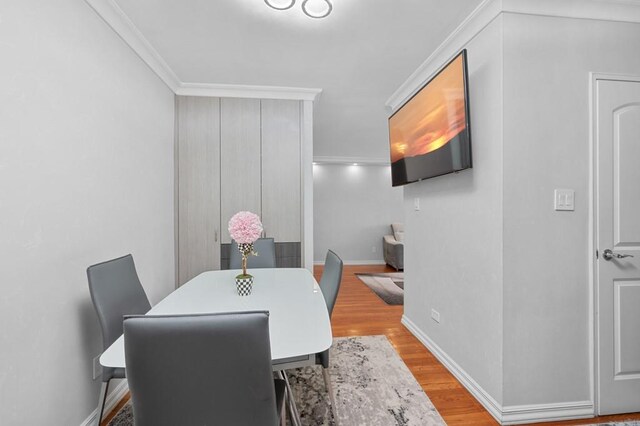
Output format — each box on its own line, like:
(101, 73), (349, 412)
(100, 268), (333, 371)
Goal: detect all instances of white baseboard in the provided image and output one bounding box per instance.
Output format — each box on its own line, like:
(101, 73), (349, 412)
(401, 315), (504, 422)
(80, 380), (129, 426)
(401, 315), (594, 425)
(313, 260), (387, 266)
(501, 400), (593, 425)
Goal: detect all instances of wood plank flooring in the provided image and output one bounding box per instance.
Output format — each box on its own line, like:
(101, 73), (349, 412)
(101, 264), (640, 425)
(316, 264), (640, 426)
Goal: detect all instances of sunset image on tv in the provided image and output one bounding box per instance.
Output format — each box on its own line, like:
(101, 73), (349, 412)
(388, 52), (471, 186)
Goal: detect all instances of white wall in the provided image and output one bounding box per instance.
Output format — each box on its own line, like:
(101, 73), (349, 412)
(402, 16), (505, 405)
(0, 1), (175, 425)
(396, 4), (640, 421)
(502, 14), (640, 407)
(313, 164), (403, 263)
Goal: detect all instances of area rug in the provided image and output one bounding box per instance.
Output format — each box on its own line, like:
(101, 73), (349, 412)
(108, 335), (444, 426)
(355, 272), (404, 305)
(582, 422), (640, 425)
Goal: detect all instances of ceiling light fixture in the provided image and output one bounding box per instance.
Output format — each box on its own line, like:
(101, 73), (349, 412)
(264, 0), (333, 19)
(301, 0), (333, 19)
(263, 0), (295, 11)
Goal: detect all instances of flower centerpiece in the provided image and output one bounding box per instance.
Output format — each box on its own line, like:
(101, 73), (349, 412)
(228, 211), (263, 296)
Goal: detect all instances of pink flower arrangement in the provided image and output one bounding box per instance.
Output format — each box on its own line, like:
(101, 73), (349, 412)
(228, 211), (263, 244)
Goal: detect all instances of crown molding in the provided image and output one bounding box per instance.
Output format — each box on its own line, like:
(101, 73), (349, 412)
(385, 0), (501, 112)
(85, 0), (180, 91)
(85, 0), (322, 100)
(176, 83), (322, 101)
(385, 0), (640, 111)
(504, 0), (640, 22)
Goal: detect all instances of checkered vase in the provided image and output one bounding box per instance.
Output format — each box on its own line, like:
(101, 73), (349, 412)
(236, 275), (253, 296)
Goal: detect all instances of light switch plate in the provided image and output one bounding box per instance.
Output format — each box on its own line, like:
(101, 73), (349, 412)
(554, 189), (575, 211)
(414, 197), (420, 211)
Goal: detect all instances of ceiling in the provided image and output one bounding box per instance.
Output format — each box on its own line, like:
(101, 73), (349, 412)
(115, 0), (483, 160)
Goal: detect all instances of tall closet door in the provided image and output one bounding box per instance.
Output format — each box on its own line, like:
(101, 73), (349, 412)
(177, 96), (220, 285)
(261, 100), (302, 242)
(220, 98), (262, 243)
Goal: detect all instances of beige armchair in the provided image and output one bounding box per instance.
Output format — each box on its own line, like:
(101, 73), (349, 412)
(383, 223), (404, 270)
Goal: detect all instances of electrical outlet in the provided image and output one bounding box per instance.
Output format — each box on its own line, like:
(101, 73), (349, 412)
(93, 355), (102, 380)
(372, 246), (377, 253)
(431, 309), (441, 324)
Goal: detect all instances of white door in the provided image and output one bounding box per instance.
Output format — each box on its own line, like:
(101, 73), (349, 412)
(596, 78), (640, 414)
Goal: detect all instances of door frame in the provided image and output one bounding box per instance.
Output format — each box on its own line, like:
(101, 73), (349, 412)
(590, 72), (640, 415)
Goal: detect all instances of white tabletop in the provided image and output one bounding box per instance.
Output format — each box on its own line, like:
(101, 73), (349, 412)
(100, 268), (333, 368)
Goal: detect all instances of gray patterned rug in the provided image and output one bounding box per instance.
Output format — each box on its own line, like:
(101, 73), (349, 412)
(356, 273), (404, 305)
(582, 423), (640, 425)
(109, 335), (444, 426)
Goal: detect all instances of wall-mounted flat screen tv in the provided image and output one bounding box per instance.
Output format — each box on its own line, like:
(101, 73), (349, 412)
(388, 50), (472, 187)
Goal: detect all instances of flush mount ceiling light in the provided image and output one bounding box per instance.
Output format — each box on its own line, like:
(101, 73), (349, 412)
(264, 0), (333, 19)
(263, 0), (295, 10)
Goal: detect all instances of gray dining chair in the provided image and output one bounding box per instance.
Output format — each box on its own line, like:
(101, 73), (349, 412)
(87, 254), (151, 425)
(124, 311), (286, 426)
(316, 250), (344, 418)
(230, 237), (277, 269)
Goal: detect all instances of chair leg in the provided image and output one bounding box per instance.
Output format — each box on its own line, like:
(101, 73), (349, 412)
(96, 380), (109, 426)
(322, 367), (338, 425)
(280, 371), (302, 426)
(280, 395), (287, 426)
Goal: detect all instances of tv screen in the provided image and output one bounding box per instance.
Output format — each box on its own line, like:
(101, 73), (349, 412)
(388, 50), (472, 187)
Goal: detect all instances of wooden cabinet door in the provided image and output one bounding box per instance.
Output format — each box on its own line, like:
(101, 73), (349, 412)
(177, 96), (221, 285)
(220, 98), (262, 243)
(261, 99), (301, 242)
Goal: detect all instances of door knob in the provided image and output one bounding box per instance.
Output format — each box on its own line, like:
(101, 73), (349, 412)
(602, 249), (634, 261)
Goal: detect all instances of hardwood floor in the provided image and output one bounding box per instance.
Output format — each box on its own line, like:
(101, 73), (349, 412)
(101, 263), (640, 425)
(316, 263), (640, 426)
